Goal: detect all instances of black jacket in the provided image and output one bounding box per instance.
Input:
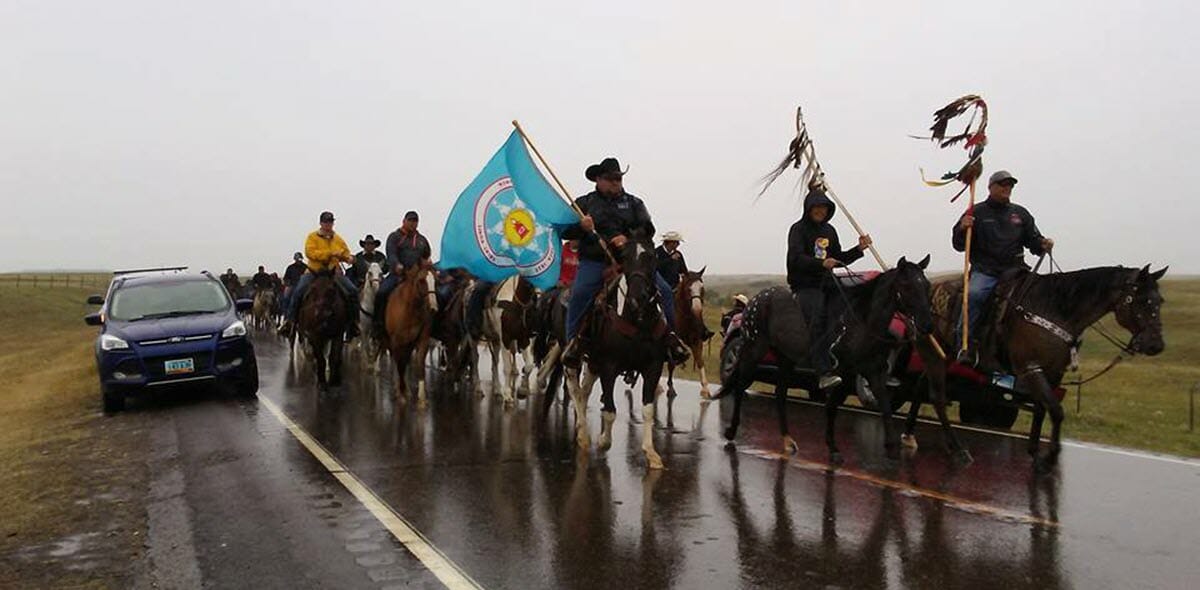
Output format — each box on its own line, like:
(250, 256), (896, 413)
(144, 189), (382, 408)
(386, 229), (431, 271)
(350, 250), (388, 283)
(561, 191), (655, 262)
(786, 190), (864, 290)
(655, 245), (688, 287)
(251, 272), (273, 290)
(952, 198), (1046, 275)
(283, 261), (307, 286)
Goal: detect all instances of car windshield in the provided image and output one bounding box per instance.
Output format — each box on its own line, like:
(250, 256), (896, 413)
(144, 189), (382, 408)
(109, 280), (230, 321)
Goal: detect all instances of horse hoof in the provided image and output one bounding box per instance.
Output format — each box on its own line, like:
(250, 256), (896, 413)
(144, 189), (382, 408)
(723, 427), (737, 441)
(1033, 457), (1053, 474)
(667, 387), (677, 398)
(417, 399), (429, 411)
(700, 389), (713, 401)
(723, 440), (737, 451)
(646, 453), (665, 470)
(830, 451), (844, 466)
(598, 435), (612, 451)
(782, 436), (799, 455)
(900, 433), (919, 450)
(952, 449), (974, 466)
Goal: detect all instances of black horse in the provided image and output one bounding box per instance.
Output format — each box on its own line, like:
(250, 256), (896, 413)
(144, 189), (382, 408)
(564, 231), (671, 469)
(720, 256), (961, 464)
(533, 285), (570, 419)
(297, 271), (347, 392)
(907, 264), (1167, 471)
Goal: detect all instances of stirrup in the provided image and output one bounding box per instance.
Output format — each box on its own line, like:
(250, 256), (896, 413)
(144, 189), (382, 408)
(818, 373), (843, 390)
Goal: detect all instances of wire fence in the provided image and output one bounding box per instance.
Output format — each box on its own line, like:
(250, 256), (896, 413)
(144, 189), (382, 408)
(0, 273), (110, 290)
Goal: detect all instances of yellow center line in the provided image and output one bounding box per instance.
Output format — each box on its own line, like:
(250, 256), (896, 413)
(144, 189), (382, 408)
(740, 447), (1060, 528)
(258, 396), (484, 590)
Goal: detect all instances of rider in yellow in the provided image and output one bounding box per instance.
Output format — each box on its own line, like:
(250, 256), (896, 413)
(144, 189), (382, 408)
(281, 211), (360, 338)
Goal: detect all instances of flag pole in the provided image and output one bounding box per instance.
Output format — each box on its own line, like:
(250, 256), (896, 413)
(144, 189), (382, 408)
(511, 120), (617, 266)
(960, 181), (976, 354)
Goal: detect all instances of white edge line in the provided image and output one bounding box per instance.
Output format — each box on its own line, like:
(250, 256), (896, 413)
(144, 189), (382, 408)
(671, 377), (1200, 468)
(258, 396), (484, 590)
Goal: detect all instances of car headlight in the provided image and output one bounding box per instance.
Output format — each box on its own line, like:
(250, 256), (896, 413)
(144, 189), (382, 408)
(99, 334), (129, 351)
(222, 320), (247, 339)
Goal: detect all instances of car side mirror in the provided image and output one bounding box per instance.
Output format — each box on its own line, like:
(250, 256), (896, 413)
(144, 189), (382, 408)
(87, 295), (104, 305)
(235, 299), (254, 312)
(85, 313), (104, 326)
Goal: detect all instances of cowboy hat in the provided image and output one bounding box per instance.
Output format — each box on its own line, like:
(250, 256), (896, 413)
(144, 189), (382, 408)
(585, 157), (629, 181)
(660, 230), (684, 243)
(359, 234), (381, 248)
(733, 294), (749, 305)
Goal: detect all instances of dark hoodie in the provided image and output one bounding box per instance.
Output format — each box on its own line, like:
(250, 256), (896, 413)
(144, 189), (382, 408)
(786, 190), (863, 290)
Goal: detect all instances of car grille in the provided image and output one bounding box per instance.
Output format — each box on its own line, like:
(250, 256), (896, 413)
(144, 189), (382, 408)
(143, 354), (212, 379)
(138, 334), (214, 346)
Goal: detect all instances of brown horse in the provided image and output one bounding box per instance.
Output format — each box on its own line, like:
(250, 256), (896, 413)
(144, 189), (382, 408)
(565, 231), (670, 469)
(384, 262), (438, 407)
(480, 276), (538, 406)
(906, 264), (1167, 471)
(668, 268), (713, 398)
(297, 272), (347, 392)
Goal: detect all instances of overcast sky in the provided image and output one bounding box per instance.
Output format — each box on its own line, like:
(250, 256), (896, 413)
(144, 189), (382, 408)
(2, 1), (1194, 276)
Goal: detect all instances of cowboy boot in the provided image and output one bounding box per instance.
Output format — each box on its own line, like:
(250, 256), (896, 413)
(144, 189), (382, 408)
(665, 332), (691, 366)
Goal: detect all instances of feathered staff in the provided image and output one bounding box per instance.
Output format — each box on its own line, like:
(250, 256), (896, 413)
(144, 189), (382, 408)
(914, 94), (989, 354)
(761, 107), (948, 360)
(760, 107), (887, 268)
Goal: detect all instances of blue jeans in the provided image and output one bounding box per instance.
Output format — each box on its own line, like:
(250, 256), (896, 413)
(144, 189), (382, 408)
(287, 272), (358, 320)
(565, 259), (675, 339)
(957, 269), (999, 341)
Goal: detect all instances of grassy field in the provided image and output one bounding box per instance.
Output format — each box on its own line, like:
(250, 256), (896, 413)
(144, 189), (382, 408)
(689, 276), (1200, 458)
(0, 284), (149, 586)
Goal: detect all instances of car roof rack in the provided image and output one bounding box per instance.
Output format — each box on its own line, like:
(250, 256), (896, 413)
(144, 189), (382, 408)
(112, 266), (189, 276)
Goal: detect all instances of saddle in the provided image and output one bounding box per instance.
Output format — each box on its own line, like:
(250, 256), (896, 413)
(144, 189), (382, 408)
(931, 268), (1030, 367)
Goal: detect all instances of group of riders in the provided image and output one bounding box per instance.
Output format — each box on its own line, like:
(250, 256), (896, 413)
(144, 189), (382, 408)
(239, 157), (1053, 384)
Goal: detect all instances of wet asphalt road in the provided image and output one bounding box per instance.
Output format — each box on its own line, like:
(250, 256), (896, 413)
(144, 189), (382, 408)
(151, 335), (1200, 589)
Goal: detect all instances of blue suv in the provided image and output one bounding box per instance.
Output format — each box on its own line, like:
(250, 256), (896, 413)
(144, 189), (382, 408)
(85, 269), (258, 412)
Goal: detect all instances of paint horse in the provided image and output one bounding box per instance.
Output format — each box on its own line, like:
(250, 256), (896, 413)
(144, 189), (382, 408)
(356, 262), (385, 371)
(480, 276), (538, 406)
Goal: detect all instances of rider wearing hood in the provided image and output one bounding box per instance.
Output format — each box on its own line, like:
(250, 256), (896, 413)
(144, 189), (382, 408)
(786, 188), (872, 388)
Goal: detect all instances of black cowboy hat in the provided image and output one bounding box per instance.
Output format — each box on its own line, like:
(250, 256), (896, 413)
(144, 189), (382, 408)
(359, 234), (381, 248)
(585, 157), (629, 182)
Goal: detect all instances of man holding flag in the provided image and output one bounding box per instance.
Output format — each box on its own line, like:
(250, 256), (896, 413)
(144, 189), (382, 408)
(558, 157), (688, 368)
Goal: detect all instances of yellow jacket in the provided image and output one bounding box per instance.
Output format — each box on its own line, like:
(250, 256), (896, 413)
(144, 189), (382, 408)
(304, 230), (353, 272)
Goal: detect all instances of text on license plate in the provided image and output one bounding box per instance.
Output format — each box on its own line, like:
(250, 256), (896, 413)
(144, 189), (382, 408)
(164, 358), (195, 375)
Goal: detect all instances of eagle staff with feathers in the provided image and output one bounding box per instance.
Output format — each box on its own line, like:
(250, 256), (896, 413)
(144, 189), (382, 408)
(760, 107), (947, 360)
(912, 94), (989, 355)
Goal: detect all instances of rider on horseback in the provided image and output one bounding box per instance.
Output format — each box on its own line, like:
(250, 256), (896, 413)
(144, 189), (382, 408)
(787, 187), (873, 389)
(655, 230), (688, 287)
(374, 210), (432, 334)
(559, 157), (689, 368)
(952, 170), (1054, 362)
(280, 211), (360, 338)
(349, 234), (387, 287)
(251, 265), (273, 291)
(281, 252), (306, 314)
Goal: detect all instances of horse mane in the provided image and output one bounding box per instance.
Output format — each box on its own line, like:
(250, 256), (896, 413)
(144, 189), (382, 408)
(1020, 266), (1133, 318)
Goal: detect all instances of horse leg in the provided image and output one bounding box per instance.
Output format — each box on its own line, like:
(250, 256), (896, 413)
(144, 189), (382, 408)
(312, 340), (328, 392)
(565, 365), (594, 450)
(721, 337), (769, 442)
(329, 338), (343, 387)
(641, 362), (665, 470)
(826, 387), (849, 465)
(520, 344), (535, 396)
(694, 343), (712, 399)
(393, 343), (410, 402)
(1023, 367), (1063, 472)
(925, 367), (970, 464)
(500, 342), (517, 405)
(869, 371), (900, 462)
(776, 360), (799, 454)
(489, 341), (501, 396)
(666, 362), (677, 398)
(598, 368), (618, 451)
(536, 343), (560, 393)
(415, 332), (431, 410)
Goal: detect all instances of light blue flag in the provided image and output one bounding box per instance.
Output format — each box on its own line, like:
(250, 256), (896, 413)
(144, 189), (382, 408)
(440, 130), (579, 290)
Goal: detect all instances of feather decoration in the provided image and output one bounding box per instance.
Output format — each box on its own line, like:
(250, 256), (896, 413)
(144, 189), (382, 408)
(914, 94), (989, 199)
(758, 107), (831, 199)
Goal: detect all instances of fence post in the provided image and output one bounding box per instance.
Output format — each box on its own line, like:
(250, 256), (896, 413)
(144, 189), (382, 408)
(1190, 382), (1197, 433)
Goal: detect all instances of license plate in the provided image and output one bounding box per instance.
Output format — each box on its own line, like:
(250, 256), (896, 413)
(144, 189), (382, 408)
(164, 358), (195, 375)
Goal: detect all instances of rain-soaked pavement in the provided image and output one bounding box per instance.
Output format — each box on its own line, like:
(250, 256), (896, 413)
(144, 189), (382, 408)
(156, 335), (1200, 589)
